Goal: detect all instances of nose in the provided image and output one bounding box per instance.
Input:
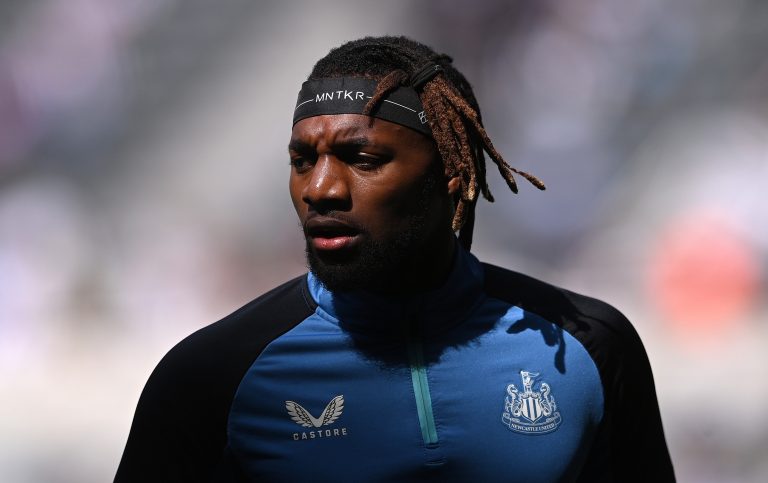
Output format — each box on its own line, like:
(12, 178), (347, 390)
(301, 155), (351, 211)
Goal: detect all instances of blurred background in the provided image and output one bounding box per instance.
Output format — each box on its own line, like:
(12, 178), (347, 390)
(0, 0), (766, 481)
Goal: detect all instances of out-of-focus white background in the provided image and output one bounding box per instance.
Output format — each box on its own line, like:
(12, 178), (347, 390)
(0, 1), (766, 481)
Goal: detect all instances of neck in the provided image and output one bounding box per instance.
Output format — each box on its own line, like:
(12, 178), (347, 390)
(372, 230), (458, 296)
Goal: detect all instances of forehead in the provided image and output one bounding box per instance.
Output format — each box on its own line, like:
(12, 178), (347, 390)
(290, 114), (433, 150)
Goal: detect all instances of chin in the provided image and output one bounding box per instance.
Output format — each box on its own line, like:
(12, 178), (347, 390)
(307, 253), (372, 292)
(305, 240), (395, 292)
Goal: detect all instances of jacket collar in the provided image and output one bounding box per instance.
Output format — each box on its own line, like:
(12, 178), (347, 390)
(307, 246), (486, 337)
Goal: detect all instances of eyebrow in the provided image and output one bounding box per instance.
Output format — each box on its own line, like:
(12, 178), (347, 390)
(288, 136), (373, 153)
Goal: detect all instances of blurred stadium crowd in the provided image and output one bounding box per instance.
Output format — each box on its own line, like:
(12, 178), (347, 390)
(0, 1), (766, 481)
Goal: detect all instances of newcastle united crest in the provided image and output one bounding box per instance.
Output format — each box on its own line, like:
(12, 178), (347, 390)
(502, 370), (562, 435)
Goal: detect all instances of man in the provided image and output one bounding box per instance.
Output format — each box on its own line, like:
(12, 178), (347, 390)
(116, 36), (675, 482)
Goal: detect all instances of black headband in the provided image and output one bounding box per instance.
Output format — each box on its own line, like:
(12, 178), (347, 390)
(293, 77), (432, 136)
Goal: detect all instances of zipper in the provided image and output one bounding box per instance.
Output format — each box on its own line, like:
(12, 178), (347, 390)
(405, 328), (439, 447)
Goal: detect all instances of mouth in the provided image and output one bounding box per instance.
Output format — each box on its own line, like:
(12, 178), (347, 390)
(304, 217), (361, 252)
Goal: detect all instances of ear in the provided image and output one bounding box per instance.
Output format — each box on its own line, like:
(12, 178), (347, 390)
(447, 176), (461, 196)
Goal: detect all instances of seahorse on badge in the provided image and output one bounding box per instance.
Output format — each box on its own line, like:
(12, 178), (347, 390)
(538, 383), (557, 416)
(505, 383), (523, 417)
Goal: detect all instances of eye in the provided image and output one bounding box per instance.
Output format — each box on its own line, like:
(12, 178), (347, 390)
(289, 156), (313, 173)
(342, 151), (389, 171)
(353, 154), (383, 170)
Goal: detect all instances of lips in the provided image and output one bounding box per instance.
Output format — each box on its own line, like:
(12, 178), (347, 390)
(304, 217), (361, 251)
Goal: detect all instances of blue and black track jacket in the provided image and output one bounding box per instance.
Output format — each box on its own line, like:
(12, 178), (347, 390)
(115, 248), (675, 482)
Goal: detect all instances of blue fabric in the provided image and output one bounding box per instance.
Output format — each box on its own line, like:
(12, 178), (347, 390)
(227, 248), (604, 482)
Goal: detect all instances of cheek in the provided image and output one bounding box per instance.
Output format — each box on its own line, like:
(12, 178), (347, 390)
(354, 184), (417, 220)
(354, 180), (436, 233)
(288, 176), (305, 215)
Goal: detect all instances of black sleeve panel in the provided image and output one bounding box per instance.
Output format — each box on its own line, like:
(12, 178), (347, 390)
(114, 275), (316, 483)
(482, 263), (675, 482)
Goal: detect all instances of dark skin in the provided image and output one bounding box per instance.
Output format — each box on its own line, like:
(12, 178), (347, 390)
(288, 114), (461, 294)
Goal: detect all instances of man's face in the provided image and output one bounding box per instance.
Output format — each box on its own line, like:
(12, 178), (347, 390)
(288, 114), (455, 292)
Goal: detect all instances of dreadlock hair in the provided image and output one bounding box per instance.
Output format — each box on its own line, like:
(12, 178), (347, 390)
(309, 36), (545, 250)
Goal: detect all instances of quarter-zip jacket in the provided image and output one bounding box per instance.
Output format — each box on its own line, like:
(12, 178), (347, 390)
(115, 248), (675, 482)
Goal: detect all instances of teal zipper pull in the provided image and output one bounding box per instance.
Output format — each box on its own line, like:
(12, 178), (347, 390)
(405, 323), (439, 447)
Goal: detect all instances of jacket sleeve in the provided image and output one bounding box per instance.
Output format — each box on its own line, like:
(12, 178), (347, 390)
(114, 334), (232, 483)
(574, 305), (676, 482)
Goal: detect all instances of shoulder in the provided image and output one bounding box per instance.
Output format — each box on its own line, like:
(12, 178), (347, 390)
(481, 262), (644, 368)
(154, 274), (317, 390)
(480, 262), (657, 414)
(116, 275), (317, 482)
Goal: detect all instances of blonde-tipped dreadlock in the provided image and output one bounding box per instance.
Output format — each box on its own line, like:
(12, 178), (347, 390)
(310, 36), (545, 250)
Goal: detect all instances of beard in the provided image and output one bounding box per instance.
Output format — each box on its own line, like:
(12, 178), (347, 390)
(304, 173), (442, 293)
(305, 215), (426, 292)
